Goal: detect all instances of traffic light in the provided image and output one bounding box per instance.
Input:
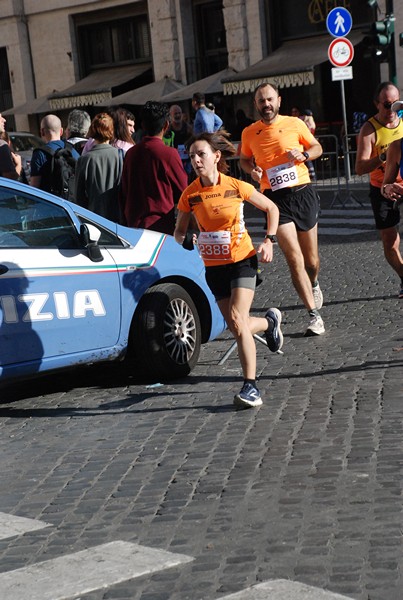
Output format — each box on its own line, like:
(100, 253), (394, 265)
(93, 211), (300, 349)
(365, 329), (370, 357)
(372, 18), (393, 46)
(363, 17), (394, 59)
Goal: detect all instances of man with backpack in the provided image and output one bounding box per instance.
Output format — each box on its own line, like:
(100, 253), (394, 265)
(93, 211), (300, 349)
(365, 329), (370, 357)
(30, 114), (80, 200)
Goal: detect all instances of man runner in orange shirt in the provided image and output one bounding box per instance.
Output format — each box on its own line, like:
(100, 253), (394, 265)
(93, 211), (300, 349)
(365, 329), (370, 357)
(240, 83), (325, 336)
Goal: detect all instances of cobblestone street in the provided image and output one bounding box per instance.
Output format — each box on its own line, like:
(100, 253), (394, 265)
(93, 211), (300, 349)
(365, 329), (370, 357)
(0, 205), (402, 600)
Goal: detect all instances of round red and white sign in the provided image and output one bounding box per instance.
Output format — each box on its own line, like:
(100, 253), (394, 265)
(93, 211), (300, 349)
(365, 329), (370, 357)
(328, 37), (354, 68)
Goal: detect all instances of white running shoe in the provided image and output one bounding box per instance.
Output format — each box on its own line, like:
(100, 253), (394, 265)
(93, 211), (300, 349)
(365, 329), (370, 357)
(305, 314), (325, 336)
(312, 283), (323, 310)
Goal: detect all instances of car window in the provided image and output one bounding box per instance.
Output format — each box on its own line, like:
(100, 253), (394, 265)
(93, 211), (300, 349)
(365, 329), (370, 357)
(9, 134), (44, 153)
(0, 188), (80, 249)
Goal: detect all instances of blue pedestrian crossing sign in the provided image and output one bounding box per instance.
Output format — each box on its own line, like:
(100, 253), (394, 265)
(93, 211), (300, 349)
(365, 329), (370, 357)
(326, 7), (352, 38)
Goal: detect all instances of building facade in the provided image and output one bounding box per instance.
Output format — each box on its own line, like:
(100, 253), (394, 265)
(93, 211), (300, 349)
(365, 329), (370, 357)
(0, 0), (402, 135)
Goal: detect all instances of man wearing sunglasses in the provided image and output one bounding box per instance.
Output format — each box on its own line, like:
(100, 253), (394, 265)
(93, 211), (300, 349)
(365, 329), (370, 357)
(355, 81), (403, 299)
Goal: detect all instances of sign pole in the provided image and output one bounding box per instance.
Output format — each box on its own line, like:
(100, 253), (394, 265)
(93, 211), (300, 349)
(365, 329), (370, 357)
(326, 7), (363, 207)
(340, 79), (350, 181)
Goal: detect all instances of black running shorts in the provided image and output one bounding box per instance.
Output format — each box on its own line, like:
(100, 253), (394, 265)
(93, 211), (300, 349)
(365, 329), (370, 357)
(205, 254), (258, 301)
(369, 184), (400, 230)
(264, 184), (320, 231)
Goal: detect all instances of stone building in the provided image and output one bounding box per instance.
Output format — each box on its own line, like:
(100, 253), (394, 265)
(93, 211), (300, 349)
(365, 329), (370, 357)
(0, 0), (402, 136)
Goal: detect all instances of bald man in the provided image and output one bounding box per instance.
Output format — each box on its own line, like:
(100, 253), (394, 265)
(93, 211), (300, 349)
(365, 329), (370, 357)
(30, 114), (80, 192)
(167, 105), (192, 150)
(355, 81), (403, 298)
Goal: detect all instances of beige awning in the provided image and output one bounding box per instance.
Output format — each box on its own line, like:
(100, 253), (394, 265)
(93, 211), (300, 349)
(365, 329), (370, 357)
(3, 64), (152, 116)
(2, 94), (54, 116)
(161, 67), (237, 103)
(96, 77), (185, 107)
(48, 64), (152, 110)
(222, 32), (364, 95)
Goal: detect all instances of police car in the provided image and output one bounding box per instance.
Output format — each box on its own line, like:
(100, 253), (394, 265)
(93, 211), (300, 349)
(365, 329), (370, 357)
(0, 178), (225, 383)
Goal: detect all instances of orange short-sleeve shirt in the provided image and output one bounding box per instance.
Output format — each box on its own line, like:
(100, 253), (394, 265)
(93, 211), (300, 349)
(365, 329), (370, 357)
(178, 173), (257, 267)
(241, 115), (315, 192)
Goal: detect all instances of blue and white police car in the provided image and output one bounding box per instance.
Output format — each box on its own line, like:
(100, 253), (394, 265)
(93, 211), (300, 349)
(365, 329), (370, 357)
(0, 178), (225, 384)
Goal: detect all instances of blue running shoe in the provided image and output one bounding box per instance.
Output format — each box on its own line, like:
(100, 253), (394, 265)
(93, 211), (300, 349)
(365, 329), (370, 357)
(265, 307), (283, 352)
(233, 383), (262, 408)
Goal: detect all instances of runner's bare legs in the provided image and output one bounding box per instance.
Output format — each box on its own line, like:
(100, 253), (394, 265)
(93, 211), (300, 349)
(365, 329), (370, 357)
(218, 288), (269, 379)
(276, 222), (318, 310)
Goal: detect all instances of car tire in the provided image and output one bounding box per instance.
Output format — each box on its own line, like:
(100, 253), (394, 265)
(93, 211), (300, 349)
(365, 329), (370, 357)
(128, 282), (201, 380)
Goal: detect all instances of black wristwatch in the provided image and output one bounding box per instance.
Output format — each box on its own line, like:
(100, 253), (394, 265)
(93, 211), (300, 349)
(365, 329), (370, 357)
(302, 151), (310, 161)
(265, 234), (278, 244)
(379, 152), (387, 163)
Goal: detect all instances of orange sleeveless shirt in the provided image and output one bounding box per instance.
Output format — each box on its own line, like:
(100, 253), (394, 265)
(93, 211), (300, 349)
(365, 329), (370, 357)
(367, 116), (403, 188)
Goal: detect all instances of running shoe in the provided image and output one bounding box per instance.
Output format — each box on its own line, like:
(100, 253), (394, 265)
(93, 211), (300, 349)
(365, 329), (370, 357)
(233, 383), (263, 408)
(265, 308), (284, 352)
(305, 314), (325, 336)
(312, 282), (323, 309)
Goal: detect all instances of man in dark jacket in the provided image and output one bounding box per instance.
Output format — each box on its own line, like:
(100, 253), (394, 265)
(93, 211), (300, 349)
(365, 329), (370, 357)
(0, 113), (21, 180)
(119, 101), (188, 235)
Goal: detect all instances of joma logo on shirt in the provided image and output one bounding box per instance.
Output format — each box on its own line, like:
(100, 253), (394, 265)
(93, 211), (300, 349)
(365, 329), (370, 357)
(205, 193), (221, 199)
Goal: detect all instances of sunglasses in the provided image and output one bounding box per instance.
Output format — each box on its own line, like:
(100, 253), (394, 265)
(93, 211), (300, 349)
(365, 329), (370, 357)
(381, 101), (398, 109)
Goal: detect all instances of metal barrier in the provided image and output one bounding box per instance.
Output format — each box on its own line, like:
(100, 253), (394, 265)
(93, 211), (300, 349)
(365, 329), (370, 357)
(340, 132), (370, 185)
(312, 134), (340, 190)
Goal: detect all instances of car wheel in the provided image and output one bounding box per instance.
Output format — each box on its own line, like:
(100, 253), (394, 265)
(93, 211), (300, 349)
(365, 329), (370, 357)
(129, 282), (201, 380)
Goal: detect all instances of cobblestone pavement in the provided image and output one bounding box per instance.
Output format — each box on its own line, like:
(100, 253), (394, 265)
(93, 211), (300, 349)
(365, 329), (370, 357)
(0, 205), (402, 600)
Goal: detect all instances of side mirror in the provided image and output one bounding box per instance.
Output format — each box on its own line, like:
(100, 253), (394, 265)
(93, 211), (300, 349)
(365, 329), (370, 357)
(80, 223), (103, 262)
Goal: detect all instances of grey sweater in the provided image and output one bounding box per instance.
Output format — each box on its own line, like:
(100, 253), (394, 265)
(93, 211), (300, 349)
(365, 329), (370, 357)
(74, 143), (122, 222)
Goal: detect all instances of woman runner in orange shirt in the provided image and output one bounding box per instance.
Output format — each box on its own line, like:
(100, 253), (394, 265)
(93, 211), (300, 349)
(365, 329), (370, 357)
(174, 130), (283, 409)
